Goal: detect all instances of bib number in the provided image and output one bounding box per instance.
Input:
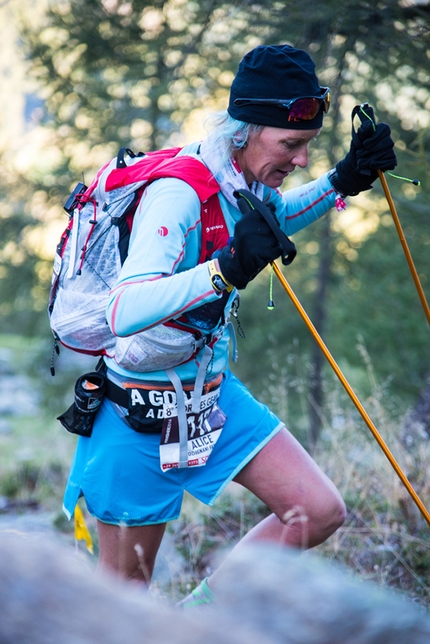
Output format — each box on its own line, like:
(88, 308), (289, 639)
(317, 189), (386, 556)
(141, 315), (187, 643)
(159, 389), (226, 471)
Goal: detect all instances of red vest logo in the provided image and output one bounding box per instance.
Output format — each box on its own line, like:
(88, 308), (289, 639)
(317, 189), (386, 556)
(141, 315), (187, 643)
(158, 226), (168, 237)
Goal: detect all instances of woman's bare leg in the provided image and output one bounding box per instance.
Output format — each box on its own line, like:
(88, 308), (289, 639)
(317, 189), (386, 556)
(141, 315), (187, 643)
(96, 521), (167, 585)
(208, 427), (346, 588)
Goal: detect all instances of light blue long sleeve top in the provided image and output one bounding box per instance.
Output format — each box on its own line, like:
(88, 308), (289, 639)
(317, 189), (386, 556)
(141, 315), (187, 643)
(105, 142), (336, 383)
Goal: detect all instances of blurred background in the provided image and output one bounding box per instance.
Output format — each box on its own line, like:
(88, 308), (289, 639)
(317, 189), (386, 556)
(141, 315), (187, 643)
(0, 0), (429, 604)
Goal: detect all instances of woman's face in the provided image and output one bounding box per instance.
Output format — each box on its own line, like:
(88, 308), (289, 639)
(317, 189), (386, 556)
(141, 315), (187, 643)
(236, 125), (320, 188)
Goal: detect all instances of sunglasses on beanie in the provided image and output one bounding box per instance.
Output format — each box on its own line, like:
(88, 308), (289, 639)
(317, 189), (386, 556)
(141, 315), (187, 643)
(233, 87), (330, 122)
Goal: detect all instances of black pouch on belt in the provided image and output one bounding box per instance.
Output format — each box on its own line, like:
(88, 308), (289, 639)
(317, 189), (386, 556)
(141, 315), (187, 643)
(57, 371), (106, 437)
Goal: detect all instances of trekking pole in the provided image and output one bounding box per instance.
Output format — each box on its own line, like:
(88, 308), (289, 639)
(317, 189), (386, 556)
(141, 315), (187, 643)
(377, 169), (430, 327)
(354, 102), (429, 327)
(271, 260), (430, 528)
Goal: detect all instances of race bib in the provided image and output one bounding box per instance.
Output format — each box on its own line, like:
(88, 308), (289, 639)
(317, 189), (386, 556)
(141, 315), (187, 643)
(159, 389), (226, 471)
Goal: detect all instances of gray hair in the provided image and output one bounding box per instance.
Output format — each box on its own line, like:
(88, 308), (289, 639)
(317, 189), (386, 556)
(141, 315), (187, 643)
(205, 111), (263, 166)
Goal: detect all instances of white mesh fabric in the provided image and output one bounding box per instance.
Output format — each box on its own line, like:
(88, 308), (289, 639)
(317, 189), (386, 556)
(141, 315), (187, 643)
(114, 325), (201, 371)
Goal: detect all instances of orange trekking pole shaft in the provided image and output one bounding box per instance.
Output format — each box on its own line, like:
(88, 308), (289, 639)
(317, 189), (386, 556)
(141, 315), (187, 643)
(271, 261), (430, 527)
(378, 170), (430, 326)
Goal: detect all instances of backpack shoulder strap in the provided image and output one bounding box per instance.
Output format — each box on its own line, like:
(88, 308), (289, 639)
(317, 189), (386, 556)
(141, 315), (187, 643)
(146, 156), (220, 203)
(105, 149), (220, 203)
(107, 147), (228, 262)
(198, 193), (229, 262)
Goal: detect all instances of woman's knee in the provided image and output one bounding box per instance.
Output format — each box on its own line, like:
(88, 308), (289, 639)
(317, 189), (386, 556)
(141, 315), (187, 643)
(303, 488), (346, 545)
(275, 486), (346, 547)
(314, 489), (346, 537)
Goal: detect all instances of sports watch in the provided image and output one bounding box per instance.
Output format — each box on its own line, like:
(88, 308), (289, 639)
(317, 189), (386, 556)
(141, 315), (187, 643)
(208, 259), (233, 293)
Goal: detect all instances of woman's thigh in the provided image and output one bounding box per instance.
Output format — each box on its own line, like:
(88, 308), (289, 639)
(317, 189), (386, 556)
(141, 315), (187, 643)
(234, 427), (345, 534)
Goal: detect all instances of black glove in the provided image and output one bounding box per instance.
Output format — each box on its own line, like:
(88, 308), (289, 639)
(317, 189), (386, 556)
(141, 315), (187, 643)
(331, 119), (397, 197)
(216, 198), (284, 290)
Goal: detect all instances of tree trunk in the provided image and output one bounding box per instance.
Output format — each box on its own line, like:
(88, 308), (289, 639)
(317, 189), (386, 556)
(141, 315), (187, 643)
(402, 374), (430, 446)
(306, 37), (351, 450)
(308, 214), (332, 450)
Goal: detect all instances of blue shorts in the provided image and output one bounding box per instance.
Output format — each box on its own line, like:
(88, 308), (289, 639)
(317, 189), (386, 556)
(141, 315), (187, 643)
(63, 370), (283, 526)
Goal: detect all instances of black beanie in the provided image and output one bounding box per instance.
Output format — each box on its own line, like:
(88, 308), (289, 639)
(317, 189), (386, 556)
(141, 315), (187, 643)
(228, 45), (324, 130)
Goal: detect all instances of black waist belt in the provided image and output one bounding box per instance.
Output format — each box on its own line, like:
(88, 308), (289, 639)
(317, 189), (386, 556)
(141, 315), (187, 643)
(105, 378), (128, 407)
(105, 373), (223, 409)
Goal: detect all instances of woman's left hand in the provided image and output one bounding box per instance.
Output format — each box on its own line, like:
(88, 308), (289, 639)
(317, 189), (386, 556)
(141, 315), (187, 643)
(330, 120), (397, 197)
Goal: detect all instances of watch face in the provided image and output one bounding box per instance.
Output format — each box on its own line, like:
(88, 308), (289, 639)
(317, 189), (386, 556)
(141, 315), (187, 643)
(212, 274), (226, 291)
